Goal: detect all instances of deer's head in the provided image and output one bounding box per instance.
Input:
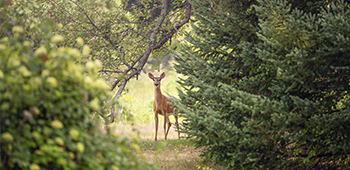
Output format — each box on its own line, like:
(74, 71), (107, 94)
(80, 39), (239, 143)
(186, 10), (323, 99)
(148, 72), (165, 88)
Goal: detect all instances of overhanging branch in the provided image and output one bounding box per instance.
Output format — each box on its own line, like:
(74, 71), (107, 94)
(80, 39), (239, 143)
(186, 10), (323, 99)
(111, 0), (192, 97)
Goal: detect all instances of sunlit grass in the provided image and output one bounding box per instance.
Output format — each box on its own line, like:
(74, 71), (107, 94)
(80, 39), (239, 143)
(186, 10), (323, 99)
(139, 140), (205, 170)
(109, 121), (219, 170)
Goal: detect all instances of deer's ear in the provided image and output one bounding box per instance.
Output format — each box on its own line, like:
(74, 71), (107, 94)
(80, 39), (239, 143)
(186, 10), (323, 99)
(148, 73), (154, 80)
(160, 72), (165, 79)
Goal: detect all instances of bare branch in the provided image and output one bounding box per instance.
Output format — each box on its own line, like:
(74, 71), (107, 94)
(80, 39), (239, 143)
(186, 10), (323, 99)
(153, 1), (191, 50)
(110, 0), (192, 94)
(50, 0), (192, 99)
(69, 0), (132, 67)
(99, 69), (124, 74)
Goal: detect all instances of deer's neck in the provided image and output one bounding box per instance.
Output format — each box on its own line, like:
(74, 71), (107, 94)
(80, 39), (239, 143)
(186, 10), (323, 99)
(154, 87), (164, 104)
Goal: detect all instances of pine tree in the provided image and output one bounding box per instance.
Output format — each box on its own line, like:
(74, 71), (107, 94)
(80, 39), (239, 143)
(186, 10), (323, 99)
(173, 0), (350, 169)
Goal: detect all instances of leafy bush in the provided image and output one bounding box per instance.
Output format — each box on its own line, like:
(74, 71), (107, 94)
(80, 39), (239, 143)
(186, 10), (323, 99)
(0, 2), (157, 170)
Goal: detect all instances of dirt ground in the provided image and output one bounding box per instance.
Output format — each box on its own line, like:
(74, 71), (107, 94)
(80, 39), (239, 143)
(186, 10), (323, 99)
(110, 121), (219, 170)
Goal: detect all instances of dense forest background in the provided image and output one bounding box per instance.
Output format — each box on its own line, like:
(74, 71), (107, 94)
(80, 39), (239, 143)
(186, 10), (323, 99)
(1, 0), (350, 169)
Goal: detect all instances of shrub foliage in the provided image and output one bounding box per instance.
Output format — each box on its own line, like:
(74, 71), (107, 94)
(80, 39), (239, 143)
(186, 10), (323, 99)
(0, 2), (156, 170)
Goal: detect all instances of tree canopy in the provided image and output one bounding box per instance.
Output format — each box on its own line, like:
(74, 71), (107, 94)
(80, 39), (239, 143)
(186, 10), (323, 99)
(45, 0), (191, 98)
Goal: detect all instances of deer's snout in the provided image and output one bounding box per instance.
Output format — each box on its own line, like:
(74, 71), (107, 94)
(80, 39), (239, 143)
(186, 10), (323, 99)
(155, 83), (159, 86)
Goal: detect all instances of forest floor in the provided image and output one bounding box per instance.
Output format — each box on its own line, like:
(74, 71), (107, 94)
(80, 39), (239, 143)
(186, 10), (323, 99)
(110, 121), (220, 170)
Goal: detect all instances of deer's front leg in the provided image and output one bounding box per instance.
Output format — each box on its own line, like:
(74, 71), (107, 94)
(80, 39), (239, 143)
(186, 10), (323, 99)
(155, 112), (159, 141)
(163, 112), (167, 140)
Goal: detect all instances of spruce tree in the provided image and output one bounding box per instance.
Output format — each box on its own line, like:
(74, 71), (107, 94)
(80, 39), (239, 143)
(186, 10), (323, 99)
(173, 0), (350, 169)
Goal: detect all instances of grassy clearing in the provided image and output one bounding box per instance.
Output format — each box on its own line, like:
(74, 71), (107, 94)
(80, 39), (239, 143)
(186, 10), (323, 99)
(138, 139), (213, 170)
(107, 65), (218, 169)
(110, 122), (219, 170)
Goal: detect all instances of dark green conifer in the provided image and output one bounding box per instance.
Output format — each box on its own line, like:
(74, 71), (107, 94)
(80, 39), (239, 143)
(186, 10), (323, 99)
(173, 0), (350, 169)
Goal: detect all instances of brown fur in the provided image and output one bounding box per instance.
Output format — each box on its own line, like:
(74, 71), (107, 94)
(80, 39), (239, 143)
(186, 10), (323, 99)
(149, 72), (179, 141)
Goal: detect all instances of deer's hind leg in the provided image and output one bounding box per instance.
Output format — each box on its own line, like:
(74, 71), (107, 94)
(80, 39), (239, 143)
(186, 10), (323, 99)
(174, 114), (180, 139)
(165, 114), (172, 140)
(163, 113), (169, 140)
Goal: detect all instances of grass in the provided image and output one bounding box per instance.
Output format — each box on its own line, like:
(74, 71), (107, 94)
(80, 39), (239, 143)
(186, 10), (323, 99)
(138, 139), (208, 170)
(109, 121), (219, 170)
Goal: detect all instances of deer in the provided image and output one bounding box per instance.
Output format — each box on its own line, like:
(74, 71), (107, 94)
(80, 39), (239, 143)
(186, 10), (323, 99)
(148, 72), (180, 141)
